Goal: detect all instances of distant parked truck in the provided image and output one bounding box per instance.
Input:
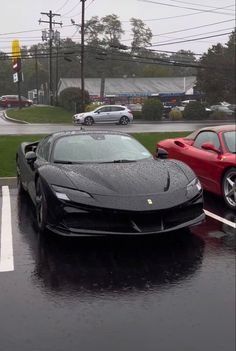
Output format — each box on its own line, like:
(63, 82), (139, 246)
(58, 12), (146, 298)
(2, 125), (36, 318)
(0, 95), (33, 108)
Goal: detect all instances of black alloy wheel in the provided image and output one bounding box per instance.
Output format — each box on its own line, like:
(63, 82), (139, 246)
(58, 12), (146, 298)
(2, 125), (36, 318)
(119, 116), (129, 125)
(35, 179), (48, 233)
(222, 167), (236, 210)
(16, 162), (25, 194)
(84, 116), (94, 126)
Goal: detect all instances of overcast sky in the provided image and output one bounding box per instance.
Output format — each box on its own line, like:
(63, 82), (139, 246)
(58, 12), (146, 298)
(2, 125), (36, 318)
(0, 0), (235, 55)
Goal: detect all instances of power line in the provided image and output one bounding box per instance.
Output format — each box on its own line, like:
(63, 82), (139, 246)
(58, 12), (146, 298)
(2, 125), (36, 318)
(64, 0), (95, 19)
(138, 0), (235, 16)
(151, 19), (235, 38)
(152, 27), (234, 45)
(55, 0), (72, 13)
(163, 0), (234, 13)
(61, 0), (80, 17)
(1, 19), (233, 43)
(151, 31), (233, 47)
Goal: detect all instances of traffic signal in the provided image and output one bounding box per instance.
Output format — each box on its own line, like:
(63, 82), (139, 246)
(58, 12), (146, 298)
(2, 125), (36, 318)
(13, 58), (21, 72)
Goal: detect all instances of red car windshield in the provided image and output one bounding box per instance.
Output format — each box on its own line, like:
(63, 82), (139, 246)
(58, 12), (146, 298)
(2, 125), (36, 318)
(223, 131), (236, 153)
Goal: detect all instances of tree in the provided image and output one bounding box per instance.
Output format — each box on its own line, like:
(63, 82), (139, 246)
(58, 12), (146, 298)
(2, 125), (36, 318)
(101, 14), (124, 47)
(196, 30), (236, 104)
(84, 16), (105, 46)
(130, 18), (152, 54)
(59, 87), (90, 112)
(0, 53), (15, 95)
(142, 99), (163, 120)
(168, 50), (197, 76)
(183, 101), (207, 120)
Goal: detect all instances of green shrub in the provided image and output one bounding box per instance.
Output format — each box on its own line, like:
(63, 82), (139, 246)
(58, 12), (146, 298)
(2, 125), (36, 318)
(209, 110), (230, 120)
(169, 109), (183, 120)
(183, 101), (207, 120)
(59, 87), (90, 112)
(132, 111), (143, 119)
(142, 99), (163, 121)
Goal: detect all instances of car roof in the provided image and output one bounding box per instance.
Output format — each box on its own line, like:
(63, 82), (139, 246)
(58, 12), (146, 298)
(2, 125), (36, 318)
(186, 124), (236, 139)
(97, 104), (126, 108)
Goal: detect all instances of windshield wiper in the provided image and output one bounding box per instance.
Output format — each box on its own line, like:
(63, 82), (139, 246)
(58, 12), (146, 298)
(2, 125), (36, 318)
(101, 159), (137, 164)
(54, 160), (84, 164)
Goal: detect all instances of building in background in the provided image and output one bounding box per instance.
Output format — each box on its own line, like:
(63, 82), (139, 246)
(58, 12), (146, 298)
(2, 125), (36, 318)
(57, 76), (201, 105)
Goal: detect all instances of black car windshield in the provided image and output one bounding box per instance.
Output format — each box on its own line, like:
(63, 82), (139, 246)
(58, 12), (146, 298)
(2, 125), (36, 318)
(223, 131), (236, 153)
(53, 134), (152, 163)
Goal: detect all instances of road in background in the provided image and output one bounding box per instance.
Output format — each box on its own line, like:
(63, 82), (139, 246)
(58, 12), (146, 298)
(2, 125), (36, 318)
(0, 107), (234, 134)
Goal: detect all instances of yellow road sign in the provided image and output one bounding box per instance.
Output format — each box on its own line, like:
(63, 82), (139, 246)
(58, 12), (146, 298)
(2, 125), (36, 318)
(12, 40), (21, 60)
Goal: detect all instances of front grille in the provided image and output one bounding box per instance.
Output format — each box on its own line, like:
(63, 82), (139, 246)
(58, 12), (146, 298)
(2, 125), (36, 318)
(61, 199), (203, 234)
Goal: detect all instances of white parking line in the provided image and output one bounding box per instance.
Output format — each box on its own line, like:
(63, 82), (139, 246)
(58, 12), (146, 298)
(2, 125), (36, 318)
(204, 209), (236, 229)
(0, 186), (14, 272)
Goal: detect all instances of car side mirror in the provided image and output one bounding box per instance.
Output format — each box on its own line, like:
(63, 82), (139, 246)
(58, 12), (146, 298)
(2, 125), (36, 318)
(25, 151), (37, 164)
(201, 142), (221, 154)
(156, 147), (168, 159)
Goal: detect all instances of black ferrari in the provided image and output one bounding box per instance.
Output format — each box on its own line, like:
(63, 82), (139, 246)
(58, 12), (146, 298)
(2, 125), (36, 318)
(16, 130), (205, 236)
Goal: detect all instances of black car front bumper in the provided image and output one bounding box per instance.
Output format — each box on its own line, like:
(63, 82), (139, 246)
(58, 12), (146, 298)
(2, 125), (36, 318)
(46, 194), (205, 236)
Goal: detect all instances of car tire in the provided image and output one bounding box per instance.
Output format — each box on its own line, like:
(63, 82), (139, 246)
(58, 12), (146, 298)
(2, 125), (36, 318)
(84, 116), (94, 126)
(222, 167), (236, 210)
(25, 103), (29, 107)
(16, 161), (26, 194)
(119, 116), (129, 125)
(7, 103), (11, 108)
(35, 178), (48, 233)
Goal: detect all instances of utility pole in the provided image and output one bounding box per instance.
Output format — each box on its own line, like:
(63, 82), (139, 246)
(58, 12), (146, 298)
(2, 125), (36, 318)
(35, 46), (39, 104)
(80, 0), (86, 112)
(39, 11), (62, 106)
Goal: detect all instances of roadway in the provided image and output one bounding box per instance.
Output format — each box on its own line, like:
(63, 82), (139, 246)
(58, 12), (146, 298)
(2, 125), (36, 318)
(0, 109), (234, 134)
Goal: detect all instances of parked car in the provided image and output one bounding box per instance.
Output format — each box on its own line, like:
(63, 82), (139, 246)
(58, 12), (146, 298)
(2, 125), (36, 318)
(16, 130), (204, 235)
(73, 105), (133, 125)
(228, 104), (236, 112)
(126, 103), (142, 112)
(0, 95), (33, 108)
(157, 125), (236, 209)
(210, 105), (234, 115)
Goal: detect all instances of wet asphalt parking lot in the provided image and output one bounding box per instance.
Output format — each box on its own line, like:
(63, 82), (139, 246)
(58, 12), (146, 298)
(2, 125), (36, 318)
(0, 184), (235, 351)
(0, 108), (235, 350)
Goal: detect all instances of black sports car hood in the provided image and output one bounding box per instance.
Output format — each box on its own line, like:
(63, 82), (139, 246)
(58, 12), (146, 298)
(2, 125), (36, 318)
(53, 159), (194, 196)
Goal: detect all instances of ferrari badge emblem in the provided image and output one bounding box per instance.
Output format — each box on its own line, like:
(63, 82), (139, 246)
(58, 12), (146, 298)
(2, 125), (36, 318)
(147, 199), (153, 205)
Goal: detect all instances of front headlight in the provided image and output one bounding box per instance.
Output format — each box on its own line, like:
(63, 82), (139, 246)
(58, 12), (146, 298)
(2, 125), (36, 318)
(52, 185), (92, 201)
(186, 178), (202, 198)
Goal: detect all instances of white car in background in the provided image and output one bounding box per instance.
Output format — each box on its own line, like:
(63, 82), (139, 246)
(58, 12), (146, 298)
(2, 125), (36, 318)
(210, 105), (234, 115)
(73, 105), (133, 125)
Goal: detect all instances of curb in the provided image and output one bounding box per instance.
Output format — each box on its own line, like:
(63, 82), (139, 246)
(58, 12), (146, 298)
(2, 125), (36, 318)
(0, 177), (17, 187)
(3, 111), (29, 124)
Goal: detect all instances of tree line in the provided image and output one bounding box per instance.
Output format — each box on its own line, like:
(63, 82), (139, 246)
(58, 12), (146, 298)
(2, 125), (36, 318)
(0, 14), (235, 104)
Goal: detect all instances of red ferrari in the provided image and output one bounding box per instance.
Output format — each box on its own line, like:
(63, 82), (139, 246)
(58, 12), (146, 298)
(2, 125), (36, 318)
(157, 125), (236, 210)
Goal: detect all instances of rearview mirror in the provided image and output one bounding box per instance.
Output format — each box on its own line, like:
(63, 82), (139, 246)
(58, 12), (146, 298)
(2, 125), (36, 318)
(25, 151), (37, 164)
(156, 147), (168, 159)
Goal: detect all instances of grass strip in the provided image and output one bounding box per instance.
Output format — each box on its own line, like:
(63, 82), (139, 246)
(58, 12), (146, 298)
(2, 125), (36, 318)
(0, 132), (189, 177)
(6, 106), (72, 124)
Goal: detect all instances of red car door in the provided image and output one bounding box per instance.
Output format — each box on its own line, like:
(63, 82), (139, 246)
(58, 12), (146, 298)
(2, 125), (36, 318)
(183, 131), (222, 192)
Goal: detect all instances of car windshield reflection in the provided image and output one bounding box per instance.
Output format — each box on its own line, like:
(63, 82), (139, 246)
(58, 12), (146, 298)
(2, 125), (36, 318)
(52, 133), (152, 163)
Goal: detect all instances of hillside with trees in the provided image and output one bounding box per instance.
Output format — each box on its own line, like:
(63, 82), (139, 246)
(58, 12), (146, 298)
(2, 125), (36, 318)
(0, 15), (234, 105)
